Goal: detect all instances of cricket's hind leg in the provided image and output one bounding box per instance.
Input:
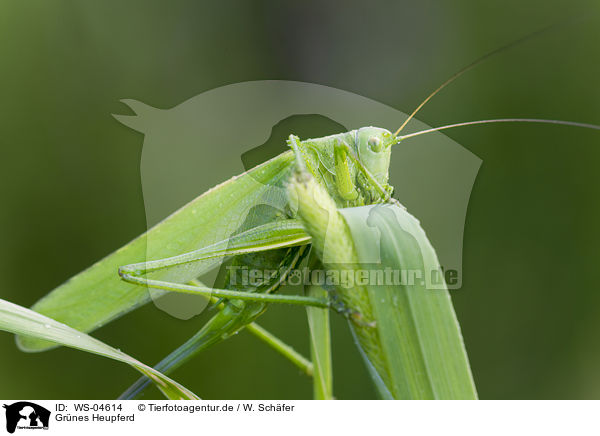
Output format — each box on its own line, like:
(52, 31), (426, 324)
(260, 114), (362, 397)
(119, 241), (317, 400)
(118, 271), (329, 307)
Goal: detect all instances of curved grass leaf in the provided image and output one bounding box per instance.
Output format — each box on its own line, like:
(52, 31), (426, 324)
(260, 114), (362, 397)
(0, 298), (199, 400)
(339, 205), (477, 399)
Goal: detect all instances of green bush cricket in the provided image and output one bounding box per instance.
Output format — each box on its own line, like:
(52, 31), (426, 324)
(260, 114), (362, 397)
(12, 27), (600, 400)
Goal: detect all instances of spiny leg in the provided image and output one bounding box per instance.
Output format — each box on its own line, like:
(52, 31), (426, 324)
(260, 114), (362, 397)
(201, 288), (313, 377)
(288, 134), (313, 175)
(119, 274), (329, 307)
(333, 141), (359, 202)
(118, 219), (328, 308)
(120, 244), (315, 399)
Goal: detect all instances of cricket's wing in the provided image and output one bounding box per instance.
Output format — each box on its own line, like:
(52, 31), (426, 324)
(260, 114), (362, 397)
(17, 151), (295, 352)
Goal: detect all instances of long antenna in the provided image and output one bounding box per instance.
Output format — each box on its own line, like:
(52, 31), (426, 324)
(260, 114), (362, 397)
(397, 118), (600, 141)
(393, 23), (562, 137)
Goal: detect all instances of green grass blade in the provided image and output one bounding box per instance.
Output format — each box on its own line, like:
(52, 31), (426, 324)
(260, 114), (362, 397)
(0, 298), (199, 400)
(306, 283), (333, 400)
(340, 205), (477, 399)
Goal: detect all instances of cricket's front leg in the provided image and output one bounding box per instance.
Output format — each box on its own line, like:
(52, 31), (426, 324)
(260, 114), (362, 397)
(335, 140), (405, 209)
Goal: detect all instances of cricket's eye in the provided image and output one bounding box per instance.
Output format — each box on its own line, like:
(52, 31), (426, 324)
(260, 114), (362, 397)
(367, 136), (382, 152)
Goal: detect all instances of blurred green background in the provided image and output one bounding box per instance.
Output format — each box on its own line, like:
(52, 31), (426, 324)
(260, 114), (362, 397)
(1, 0), (599, 399)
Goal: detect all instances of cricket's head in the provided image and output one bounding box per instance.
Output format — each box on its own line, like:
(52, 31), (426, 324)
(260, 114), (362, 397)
(354, 126), (397, 186)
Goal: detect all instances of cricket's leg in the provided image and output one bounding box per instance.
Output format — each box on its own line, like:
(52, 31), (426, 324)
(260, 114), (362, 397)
(119, 274), (329, 307)
(119, 219), (328, 307)
(333, 141), (359, 201)
(120, 244), (316, 399)
(288, 134), (312, 174)
(198, 290), (313, 377)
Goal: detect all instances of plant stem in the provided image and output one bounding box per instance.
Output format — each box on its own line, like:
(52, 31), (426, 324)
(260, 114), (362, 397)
(246, 323), (313, 377)
(306, 283), (333, 400)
